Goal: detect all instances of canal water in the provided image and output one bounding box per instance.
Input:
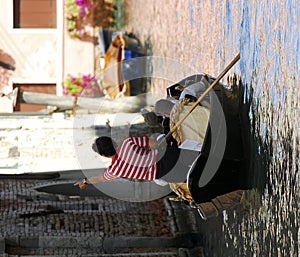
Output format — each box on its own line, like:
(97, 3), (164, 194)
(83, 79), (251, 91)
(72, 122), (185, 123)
(124, 0), (299, 256)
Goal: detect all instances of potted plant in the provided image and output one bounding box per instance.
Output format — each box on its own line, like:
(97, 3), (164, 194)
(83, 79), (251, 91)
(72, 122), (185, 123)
(65, 0), (93, 38)
(62, 74), (98, 113)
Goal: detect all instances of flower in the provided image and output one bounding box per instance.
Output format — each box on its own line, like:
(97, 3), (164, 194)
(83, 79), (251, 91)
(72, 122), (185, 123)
(65, 0), (93, 38)
(63, 74), (97, 97)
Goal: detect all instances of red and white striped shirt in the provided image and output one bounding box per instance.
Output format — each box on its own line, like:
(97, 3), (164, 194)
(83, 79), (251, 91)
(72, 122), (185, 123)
(103, 136), (158, 181)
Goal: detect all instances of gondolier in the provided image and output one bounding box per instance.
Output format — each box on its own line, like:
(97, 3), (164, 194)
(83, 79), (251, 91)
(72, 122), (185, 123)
(74, 135), (199, 189)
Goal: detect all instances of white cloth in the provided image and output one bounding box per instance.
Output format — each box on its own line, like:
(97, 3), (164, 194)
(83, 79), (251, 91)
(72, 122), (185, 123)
(179, 81), (207, 100)
(154, 179), (169, 186)
(178, 78), (211, 108)
(171, 102), (210, 145)
(179, 139), (203, 151)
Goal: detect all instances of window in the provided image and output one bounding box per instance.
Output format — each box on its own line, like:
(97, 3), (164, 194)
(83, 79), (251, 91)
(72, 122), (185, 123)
(13, 0), (57, 29)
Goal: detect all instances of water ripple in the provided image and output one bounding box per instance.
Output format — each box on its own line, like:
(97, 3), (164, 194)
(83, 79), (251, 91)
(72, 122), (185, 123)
(124, 0), (300, 255)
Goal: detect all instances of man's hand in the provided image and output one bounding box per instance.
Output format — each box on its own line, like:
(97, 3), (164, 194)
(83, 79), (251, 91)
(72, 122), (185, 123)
(149, 133), (166, 149)
(149, 136), (158, 149)
(74, 178), (89, 189)
(74, 174), (107, 189)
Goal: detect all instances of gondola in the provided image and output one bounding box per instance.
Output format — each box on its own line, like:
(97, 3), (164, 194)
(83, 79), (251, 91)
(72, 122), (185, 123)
(166, 73), (249, 219)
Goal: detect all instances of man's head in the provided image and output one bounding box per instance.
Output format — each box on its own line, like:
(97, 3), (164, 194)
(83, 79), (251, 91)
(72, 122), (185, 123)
(92, 136), (117, 157)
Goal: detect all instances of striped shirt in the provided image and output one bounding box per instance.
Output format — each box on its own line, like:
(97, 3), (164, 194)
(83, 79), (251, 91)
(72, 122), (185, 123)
(103, 136), (158, 181)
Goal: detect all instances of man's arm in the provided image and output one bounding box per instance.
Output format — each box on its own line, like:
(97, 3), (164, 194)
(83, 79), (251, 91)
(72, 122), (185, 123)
(74, 173), (106, 189)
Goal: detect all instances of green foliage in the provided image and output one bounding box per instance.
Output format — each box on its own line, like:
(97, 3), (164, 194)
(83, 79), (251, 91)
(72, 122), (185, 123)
(111, 0), (124, 30)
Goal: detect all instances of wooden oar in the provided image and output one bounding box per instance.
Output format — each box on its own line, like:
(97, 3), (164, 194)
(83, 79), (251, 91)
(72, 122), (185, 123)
(163, 53), (240, 142)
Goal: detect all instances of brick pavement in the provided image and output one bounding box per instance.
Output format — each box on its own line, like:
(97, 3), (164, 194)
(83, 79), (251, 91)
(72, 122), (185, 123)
(0, 176), (203, 257)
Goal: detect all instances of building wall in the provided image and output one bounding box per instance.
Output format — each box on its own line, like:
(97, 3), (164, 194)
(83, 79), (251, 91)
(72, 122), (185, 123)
(0, 1), (58, 91)
(0, 0), (95, 111)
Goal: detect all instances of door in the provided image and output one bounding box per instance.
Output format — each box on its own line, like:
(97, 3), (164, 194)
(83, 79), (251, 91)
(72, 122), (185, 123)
(13, 83), (56, 112)
(13, 0), (57, 28)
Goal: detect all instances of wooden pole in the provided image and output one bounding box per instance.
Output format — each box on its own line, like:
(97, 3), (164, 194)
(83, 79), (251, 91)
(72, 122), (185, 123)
(164, 53), (240, 141)
(20, 92), (154, 113)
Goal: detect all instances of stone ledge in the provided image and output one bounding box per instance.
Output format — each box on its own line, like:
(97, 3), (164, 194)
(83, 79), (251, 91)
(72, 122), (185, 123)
(103, 236), (176, 251)
(178, 247), (204, 257)
(6, 236), (104, 249)
(0, 237), (5, 254)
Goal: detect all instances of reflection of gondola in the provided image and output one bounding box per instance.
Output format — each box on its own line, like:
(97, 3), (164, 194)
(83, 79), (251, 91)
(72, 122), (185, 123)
(167, 74), (248, 219)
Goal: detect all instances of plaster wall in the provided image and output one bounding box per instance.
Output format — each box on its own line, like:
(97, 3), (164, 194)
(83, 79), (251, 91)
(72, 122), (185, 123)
(0, 113), (143, 173)
(0, 1), (58, 93)
(0, 1), (95, 98)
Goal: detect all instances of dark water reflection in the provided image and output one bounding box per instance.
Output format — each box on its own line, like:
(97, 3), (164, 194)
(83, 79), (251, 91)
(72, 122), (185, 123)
(203, 1), (299, 256)
(237, 2), (299, 256)
(198, 1), (299, 256)
(125, 0), (299, 256)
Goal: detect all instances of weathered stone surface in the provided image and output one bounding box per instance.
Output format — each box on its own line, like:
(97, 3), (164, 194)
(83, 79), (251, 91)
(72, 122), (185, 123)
(0, 237), (5, 253)
(0, 113), (150, 173)
(0, 176), (196, 256)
